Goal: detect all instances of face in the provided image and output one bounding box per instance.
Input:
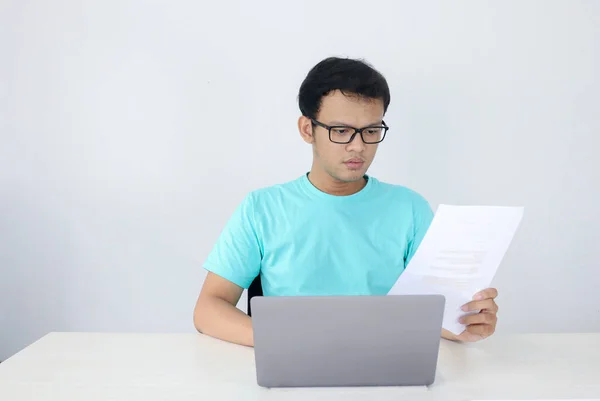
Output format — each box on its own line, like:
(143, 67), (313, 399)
(299, 90), (385, 183)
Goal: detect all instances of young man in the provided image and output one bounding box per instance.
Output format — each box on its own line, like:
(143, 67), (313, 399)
(193, 57), (499, 347)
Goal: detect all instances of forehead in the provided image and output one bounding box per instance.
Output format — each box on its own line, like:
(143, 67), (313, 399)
(317, 90), (384, 126)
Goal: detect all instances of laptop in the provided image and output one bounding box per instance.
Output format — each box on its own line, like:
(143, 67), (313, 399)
(250, 294), (445, 388)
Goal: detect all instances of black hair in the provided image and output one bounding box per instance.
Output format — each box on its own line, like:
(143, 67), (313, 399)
(298, 57), (391, 120)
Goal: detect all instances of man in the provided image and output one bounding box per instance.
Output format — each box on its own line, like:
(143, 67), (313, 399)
(193, 57), (499, 347)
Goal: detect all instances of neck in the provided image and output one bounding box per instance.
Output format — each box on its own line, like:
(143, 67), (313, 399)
(307, 168), (367, 196)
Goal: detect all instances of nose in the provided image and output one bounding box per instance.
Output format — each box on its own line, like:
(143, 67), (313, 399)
(345, 132), (366, 152)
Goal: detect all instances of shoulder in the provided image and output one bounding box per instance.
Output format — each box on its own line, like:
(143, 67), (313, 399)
(370, 177), (435, 235)
(249, 175), (304, 198)
(240, 176), (305, 211)
(370, 176), (432, 213)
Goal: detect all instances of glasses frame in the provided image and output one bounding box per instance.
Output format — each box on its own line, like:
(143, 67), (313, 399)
(311, 118), (389, 144)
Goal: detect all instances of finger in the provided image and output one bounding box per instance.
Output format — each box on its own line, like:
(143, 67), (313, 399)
(460, 312), (497, 326)
(462, 299), (498, 313)
(473, 288), (498, 301)
(465, 323), (495, 338)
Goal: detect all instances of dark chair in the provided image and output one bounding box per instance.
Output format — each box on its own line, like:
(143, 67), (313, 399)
(247, 274), (263, 317)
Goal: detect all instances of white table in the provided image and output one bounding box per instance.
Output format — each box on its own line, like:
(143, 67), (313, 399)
(0, 332), (599, 401)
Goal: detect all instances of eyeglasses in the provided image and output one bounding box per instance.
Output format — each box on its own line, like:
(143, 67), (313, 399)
(311, 119), (389, 144)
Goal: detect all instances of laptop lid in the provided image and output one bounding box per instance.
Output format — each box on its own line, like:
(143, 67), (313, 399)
(251, 294), (445, 388)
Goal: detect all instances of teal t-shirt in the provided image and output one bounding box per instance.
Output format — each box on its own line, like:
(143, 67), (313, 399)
(203, 174), (434, 296)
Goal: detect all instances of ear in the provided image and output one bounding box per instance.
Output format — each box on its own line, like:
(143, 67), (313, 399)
(298, 116), (315, 144)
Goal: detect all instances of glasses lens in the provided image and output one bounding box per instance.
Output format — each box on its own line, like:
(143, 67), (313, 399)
(328, 125), (387, 143)
(329, 127), (355, 143)
(362, 127), (385, 143)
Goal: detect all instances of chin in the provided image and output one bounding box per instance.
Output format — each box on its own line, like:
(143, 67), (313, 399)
(336, 170), (366, 183)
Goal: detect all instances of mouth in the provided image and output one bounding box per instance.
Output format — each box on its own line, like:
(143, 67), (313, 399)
(344, 159), (365, 169)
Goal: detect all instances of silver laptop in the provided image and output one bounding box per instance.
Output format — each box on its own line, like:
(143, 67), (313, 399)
(251, 294), (445, 388)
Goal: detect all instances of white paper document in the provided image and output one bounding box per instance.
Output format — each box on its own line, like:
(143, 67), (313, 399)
(388, 204), (524, 335)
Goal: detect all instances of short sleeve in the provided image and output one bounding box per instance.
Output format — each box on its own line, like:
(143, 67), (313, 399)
(203, 193), (262, 289)
(405, 196), (434, 266)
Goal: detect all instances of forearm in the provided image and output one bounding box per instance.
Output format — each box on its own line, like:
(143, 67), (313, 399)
(194, 295), (254, 347)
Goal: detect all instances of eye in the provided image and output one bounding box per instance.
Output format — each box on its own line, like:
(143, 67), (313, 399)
(365, 128), (382, 135)
(332, 128), (350, 135)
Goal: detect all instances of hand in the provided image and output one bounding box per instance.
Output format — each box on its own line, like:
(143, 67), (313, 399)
(455, 288), (499, 342)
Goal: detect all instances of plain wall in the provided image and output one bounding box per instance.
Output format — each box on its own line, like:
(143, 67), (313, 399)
(1, 0), (599, 360)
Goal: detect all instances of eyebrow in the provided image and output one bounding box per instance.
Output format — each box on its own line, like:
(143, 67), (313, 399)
(329, 120), (384, 127)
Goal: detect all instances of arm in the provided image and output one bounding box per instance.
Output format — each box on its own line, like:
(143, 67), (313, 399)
(193, 272), (254, 347)
(194, 193), (262, 346)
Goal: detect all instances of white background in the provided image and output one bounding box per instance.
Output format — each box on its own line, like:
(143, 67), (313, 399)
(1, 0), (599, 360)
